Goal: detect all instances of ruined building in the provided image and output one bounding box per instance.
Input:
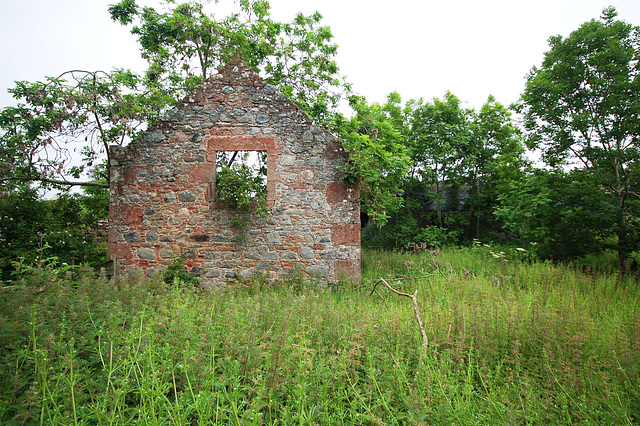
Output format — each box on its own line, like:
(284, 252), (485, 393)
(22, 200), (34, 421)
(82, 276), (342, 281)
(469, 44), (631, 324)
(108, 60), (360, 286)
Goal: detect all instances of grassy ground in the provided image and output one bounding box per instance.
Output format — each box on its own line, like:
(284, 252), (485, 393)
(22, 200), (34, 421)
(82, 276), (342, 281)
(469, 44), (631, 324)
(1, 247), (639, 424)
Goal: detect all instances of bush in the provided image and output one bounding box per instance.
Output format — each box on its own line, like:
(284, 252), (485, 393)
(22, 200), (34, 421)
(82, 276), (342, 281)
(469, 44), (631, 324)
(362, 211), (459, 249)
(0, 189), (107, 282)
(162, 257), (200, 287)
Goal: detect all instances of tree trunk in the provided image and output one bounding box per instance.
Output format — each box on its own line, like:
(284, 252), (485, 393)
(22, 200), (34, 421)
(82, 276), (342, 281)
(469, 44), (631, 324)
(619, 250), (631, 275)
(617, 228), (631, 276)
(617, 205), (631, 276)
(435, 183), (443, 229)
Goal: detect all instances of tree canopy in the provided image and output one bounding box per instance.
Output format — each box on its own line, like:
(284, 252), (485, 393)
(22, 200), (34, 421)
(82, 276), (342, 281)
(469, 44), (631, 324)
(108, 0), (343, 122)
(334, 93), (412, 227)
(0, 69), (155, 191)
(519, 6), (640, 272)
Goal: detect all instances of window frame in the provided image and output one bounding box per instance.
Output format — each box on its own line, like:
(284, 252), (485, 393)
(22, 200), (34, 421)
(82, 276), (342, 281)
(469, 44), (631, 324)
(207, 137), (277, 207)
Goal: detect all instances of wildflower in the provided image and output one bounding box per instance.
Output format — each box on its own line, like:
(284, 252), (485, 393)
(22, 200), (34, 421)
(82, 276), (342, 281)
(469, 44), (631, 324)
(515, 247), (526, 252)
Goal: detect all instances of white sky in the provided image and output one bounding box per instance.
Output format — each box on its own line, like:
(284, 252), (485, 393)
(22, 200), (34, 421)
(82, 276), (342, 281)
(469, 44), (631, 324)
(1, 0), (640, 113)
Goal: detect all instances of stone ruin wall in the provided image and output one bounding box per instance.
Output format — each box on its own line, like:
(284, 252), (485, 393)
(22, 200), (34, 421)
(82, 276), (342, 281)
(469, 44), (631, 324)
(108, 60), (360, 286)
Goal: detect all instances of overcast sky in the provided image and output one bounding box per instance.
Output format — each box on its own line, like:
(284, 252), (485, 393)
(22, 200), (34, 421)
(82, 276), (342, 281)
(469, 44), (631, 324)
(1, 0), (640, 113)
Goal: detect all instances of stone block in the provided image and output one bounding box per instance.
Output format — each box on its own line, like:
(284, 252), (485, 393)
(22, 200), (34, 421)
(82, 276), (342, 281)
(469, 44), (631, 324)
(305, 264), (329, 278)
(264, 251), (279, 261)
(245, 252), (262, 260)
(299, 247), (315, 259)
(178, 190), (196, 202)
(164, 193), (176, 203)
(256, 113), (270, 123)
(205, 269), (221, 278)
(138, 248), (156, 260)
(332, 224), (360, 246)
(282, 252), (298, 260)
(160, 246), (181, 259)
(124, 231), (141, 243)
(266, 232), (281, 244)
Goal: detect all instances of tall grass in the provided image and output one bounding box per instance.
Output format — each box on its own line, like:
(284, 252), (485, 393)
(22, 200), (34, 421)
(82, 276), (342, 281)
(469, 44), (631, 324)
(1, 248), (638, 424)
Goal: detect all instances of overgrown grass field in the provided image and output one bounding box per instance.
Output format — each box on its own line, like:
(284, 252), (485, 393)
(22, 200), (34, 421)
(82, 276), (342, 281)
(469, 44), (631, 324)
(1, 247), (639, 424)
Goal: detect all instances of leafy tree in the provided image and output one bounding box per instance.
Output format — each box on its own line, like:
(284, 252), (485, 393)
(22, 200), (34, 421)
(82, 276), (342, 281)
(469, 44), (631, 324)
(464, 96), (527, 238)
(361, 211), (458, 249)
(334, 93), (412, 227)
(361, 92), (525, 247)
(494, 168), (553, 249)
(109, 0), (343, 123)
(519, 7), (640, 273)
(409, 92), (473, 228)
(496, 168), (623, 262)
(109, 0), (273, 104)
(0, 70), (151, 191)
(79, 162), (110, 223)
(215, 151), (267, 212)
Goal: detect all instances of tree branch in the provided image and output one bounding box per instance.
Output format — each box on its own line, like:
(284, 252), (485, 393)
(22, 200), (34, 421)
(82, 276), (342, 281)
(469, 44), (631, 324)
(42, 177), (109, 188)
(371, 278), (429, 350)
(2, 176), (109, 188)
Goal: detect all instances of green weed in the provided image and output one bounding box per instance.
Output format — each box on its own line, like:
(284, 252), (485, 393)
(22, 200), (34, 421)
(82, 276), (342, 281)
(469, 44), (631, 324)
(0, 249), (638, 424)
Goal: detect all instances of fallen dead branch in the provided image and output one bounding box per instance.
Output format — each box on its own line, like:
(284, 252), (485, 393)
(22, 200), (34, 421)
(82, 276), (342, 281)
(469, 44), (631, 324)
(389, 274), (438, 282)
(370, 278), (429, 350)
(0, 285), (23, 291)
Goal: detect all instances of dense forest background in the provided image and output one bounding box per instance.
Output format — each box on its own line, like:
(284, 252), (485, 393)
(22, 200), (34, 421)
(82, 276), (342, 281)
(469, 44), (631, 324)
(0, 1), (639, 280)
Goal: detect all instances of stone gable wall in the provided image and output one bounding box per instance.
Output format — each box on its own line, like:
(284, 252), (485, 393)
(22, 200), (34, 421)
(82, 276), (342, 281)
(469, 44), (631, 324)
(108, 60), (360, 286)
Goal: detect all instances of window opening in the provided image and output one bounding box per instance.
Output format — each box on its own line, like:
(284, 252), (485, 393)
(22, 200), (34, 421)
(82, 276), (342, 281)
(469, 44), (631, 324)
(214, 150), (267, 212)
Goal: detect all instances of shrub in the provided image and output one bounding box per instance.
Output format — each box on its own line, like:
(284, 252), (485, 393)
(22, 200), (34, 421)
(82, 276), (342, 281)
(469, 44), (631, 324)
(0, 189), (106, 282)
(362, 212), (459, 249)
(162, 257), (200, 287)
